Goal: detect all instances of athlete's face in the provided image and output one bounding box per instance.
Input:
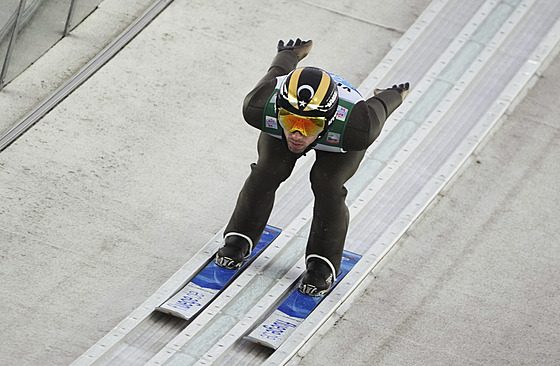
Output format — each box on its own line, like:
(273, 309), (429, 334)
(283, 129), (319, 154)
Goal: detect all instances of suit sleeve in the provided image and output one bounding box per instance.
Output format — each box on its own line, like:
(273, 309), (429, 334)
(242, 51), (299, 129)
(342, 89), (403, 151)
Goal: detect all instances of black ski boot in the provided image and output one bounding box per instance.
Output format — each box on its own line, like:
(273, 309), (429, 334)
(298, 257), (336, 297)
(215, 234), (251, 270)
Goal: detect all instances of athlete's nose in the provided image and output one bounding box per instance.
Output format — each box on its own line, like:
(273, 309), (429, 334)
(292, 131), (304, 139)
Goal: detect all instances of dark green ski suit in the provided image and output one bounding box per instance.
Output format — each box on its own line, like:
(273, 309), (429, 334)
(225, 49), (403, 273)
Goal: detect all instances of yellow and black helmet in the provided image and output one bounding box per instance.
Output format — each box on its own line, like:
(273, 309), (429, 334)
(276, 67), (339, 131)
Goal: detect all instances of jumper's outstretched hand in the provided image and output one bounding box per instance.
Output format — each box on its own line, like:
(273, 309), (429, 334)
(277, 38), (313, 61)
(374, 82), (410, 100)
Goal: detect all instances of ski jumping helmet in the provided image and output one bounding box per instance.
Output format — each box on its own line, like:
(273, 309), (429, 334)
(276, 67), (339, 137)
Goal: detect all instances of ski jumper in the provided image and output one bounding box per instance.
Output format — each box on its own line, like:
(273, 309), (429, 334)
(225, 50), (403, 273)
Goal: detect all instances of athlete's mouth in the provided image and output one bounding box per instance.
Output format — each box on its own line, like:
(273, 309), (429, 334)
(288, 140), (303, 149)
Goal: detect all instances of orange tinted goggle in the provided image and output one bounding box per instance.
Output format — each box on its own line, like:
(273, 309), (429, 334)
(278, 108), (326, 136)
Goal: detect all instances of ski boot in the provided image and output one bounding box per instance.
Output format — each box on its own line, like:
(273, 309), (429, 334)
(215, 233), (252, 270)
(298, 256), (337, 297)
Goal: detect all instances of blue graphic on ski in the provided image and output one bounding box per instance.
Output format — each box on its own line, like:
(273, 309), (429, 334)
(156, 225), (281, 320)
(244, 250), (361, 349)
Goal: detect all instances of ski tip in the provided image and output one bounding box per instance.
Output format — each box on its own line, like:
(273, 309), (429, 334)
(243, 335), (279, 350)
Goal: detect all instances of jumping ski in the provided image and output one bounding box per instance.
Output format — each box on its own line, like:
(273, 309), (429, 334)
(156, 225), (281, 320)
(245, 250), (361, 349)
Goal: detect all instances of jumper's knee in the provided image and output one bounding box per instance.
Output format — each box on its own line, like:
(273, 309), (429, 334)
(249, 161), (292, 190)
(310, 167), (347, 200)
